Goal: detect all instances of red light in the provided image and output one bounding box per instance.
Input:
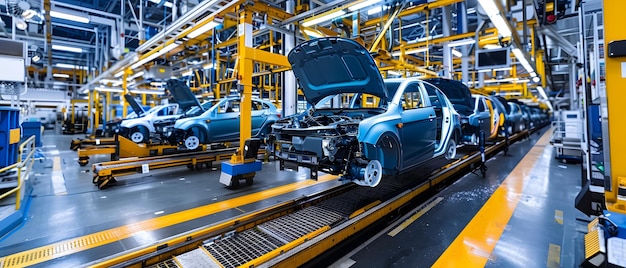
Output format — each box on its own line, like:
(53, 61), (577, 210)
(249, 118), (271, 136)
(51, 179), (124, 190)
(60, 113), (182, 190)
(546, 14), (557, 24)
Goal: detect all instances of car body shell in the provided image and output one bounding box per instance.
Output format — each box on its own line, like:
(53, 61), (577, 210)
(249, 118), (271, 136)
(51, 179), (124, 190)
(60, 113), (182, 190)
(171, 97), (280, 149)
(272, 37), (461, 186)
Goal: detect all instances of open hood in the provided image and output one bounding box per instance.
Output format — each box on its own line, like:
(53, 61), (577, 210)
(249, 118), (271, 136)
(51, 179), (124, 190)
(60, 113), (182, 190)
(423, 78), (474, 116)
(166, 79), (203, 112)
(124, 94), (145, 117)
(288, 37), (387, 105)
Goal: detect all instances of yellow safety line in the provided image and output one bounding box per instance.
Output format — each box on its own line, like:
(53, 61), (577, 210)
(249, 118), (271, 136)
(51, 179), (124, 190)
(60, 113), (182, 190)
(0, 175), (337, 268)
(554, 209), (564, 225)
(432, 129), (552, 267)
(547, 243), (561, 268)
(387, 197), (443, 237)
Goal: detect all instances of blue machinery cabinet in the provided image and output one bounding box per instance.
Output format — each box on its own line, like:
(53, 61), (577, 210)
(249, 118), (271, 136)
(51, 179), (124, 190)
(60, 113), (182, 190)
(0, 107), (20, 168)
(21, 121), (42, 147)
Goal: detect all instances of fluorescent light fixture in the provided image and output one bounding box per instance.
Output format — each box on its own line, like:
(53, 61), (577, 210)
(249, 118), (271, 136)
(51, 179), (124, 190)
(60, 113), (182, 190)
(50, 10), (90, 23)
(447, 39), (476, 47)
(532, 76), (541, 83)
(131, 89), (165, 95)
(114, 70), (125, 78)
(512, 48), (535, 74)
(53, 73), (70, 78)
(95, 86), (123, 93)
(303, 28), (324, 38)
(536, 86), (549, 100)
(484, 44), (502, 49)
(367, 5), (389, 15)
(131, 42), (180, 69)
(348, 0), (383, 11)
(148, 0), (173, 8)
(203, 63), (214, 69)
(494, 67), (512, 72)
(187, 18), (224, 39)
(181, 70), (193, 76)
(150, 82), (165, 86)
(170, 76), (178, 79)
(477, 0), (511, 37)
(52, 44), (83, 53)
(391, 47), (428, 57)
(55, 63), (88, 70)
(302, 10), (346, 27)
(99, 79), (120, 84)
(128, 71), (144, 81)
(451, 49), (462, 57)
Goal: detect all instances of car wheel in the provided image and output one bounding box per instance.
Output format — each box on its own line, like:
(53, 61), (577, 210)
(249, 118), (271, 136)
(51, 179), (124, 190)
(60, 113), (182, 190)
(445, 137), (457, 160)
(130, 127), (147, 143)
(184, 135), (200, 150)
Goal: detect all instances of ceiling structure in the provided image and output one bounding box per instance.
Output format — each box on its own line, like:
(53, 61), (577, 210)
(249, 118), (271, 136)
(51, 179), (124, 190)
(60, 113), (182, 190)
(0, 0), (595, 108)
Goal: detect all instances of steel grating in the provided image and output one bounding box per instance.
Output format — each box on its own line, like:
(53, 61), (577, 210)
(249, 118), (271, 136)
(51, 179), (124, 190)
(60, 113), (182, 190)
(257, 206), (344, 243)
(204, 228), (285, 268)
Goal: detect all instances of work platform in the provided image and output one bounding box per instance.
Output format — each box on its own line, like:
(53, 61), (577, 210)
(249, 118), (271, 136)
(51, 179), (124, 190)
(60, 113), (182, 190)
(0, 128), (587, 267)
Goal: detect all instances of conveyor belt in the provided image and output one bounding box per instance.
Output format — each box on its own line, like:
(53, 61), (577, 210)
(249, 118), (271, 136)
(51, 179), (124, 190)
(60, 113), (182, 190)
(92, 147), (238, 189)
(83, 127), (546, 267)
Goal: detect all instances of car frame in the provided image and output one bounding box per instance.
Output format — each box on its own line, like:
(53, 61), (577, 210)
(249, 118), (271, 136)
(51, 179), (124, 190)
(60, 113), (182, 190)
(272, 37), (461, 187)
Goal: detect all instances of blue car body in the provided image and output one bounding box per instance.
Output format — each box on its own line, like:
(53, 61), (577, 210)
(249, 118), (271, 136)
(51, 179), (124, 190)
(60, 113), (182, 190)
(272, 37), (461, 187)
(170, 97), (280, 150)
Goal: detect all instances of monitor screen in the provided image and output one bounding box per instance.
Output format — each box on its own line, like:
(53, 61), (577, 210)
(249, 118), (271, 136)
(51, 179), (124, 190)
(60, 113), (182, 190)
(476, 47), (511, 70)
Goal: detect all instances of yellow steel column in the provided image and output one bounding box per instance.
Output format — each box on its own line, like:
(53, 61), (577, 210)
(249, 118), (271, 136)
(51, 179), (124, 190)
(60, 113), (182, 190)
(105, 92), (111, 122)
(94, 91), (100, 135)
(603, 0), (626, 213)
(122, 68), (131, 118)
(142, 93), (147, 105)
(232, 9), (254, 163)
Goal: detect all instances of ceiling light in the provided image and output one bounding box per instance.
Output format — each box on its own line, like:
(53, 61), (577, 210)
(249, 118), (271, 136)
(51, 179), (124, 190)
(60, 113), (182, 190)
(187, 17), (224, 39)
(52, 44), (83, 53)
(128, 71), (144, 81)
(114, 70), (125, 78)
(55, 63), (88, 70)
(532, 76), (541, 83)
(348, 0), (383, 11)
(131, 89), (165, 95)
(367, 6), (389, 15)
(95, 86), (123, 93)
(512, 48), (535, 74)
(21, 9), (37, 20)
(387, 70), (402, 76)
(14, 18), (27, 30)
(148, 0), (173, 8)
(536, 86), (548, 100)
(451, 49), (462, 57)
(181, 70), (193, 76)
(50, 10), (90, 23)
(303, 28), (324, 38)
(203, 63), (214, 69)
(53, 73), (69, 78)
(447, 39), (476, 47)
(131, 42), (180, 69)
(301, 10), (346, 27)
(391, 47), (428, 57)
(99, 79), (120, 84)
(150, 81), (165, 86)
(476, 0), (512, 38)
(484, 44), (502, 49)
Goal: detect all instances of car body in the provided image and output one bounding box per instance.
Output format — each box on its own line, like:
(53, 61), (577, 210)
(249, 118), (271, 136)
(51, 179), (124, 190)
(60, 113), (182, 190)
(507, 102), (526, 133)
(424, 78), (490, 145)
(271, 37), (461, 187)
(169, 97), (280, 150)
(518, 103), (534, 129)
(120, 103), (181, 142)
(471, 94), (501, 140)
(119, 79), (208, 143)
(487, 95), (511, 137)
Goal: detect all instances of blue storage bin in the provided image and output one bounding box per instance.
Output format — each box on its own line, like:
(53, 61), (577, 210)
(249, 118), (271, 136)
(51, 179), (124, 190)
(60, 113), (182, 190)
(21, 121), (42, 147)
(0, 107), (20, 168)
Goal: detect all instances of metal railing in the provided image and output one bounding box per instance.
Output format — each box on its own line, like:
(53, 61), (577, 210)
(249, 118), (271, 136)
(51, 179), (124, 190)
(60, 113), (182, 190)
(0, 135), (36, 211)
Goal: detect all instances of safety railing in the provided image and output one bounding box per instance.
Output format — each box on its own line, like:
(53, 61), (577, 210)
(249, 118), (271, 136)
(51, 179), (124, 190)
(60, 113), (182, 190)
(0, 135), (36, 211)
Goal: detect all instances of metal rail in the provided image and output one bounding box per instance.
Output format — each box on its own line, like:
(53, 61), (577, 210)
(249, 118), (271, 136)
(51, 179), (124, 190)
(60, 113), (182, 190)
(0, 135), (37, 210)
(82, 127), (542, 267)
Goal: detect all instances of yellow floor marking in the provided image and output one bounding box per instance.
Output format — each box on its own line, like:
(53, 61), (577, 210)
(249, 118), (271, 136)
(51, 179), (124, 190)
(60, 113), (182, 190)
(0, 174), (337, 267)
(555, 209), (564, 225)
(51, 156), (67, 195)
(388, 197), (443, 237)
(547, 243), (561, 268)
(433, 129), (552, 267)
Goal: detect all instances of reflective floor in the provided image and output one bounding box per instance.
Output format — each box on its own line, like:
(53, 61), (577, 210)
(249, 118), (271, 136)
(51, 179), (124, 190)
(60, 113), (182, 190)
(0, 128), (588, 267)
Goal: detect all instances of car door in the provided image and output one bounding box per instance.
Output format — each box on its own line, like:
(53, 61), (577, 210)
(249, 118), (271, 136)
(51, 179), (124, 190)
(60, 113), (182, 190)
(250, 100), (268, 134)
(473, 97), (491, 136)
(399, 81), (436, 168)
(209, 99), (240, 141)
